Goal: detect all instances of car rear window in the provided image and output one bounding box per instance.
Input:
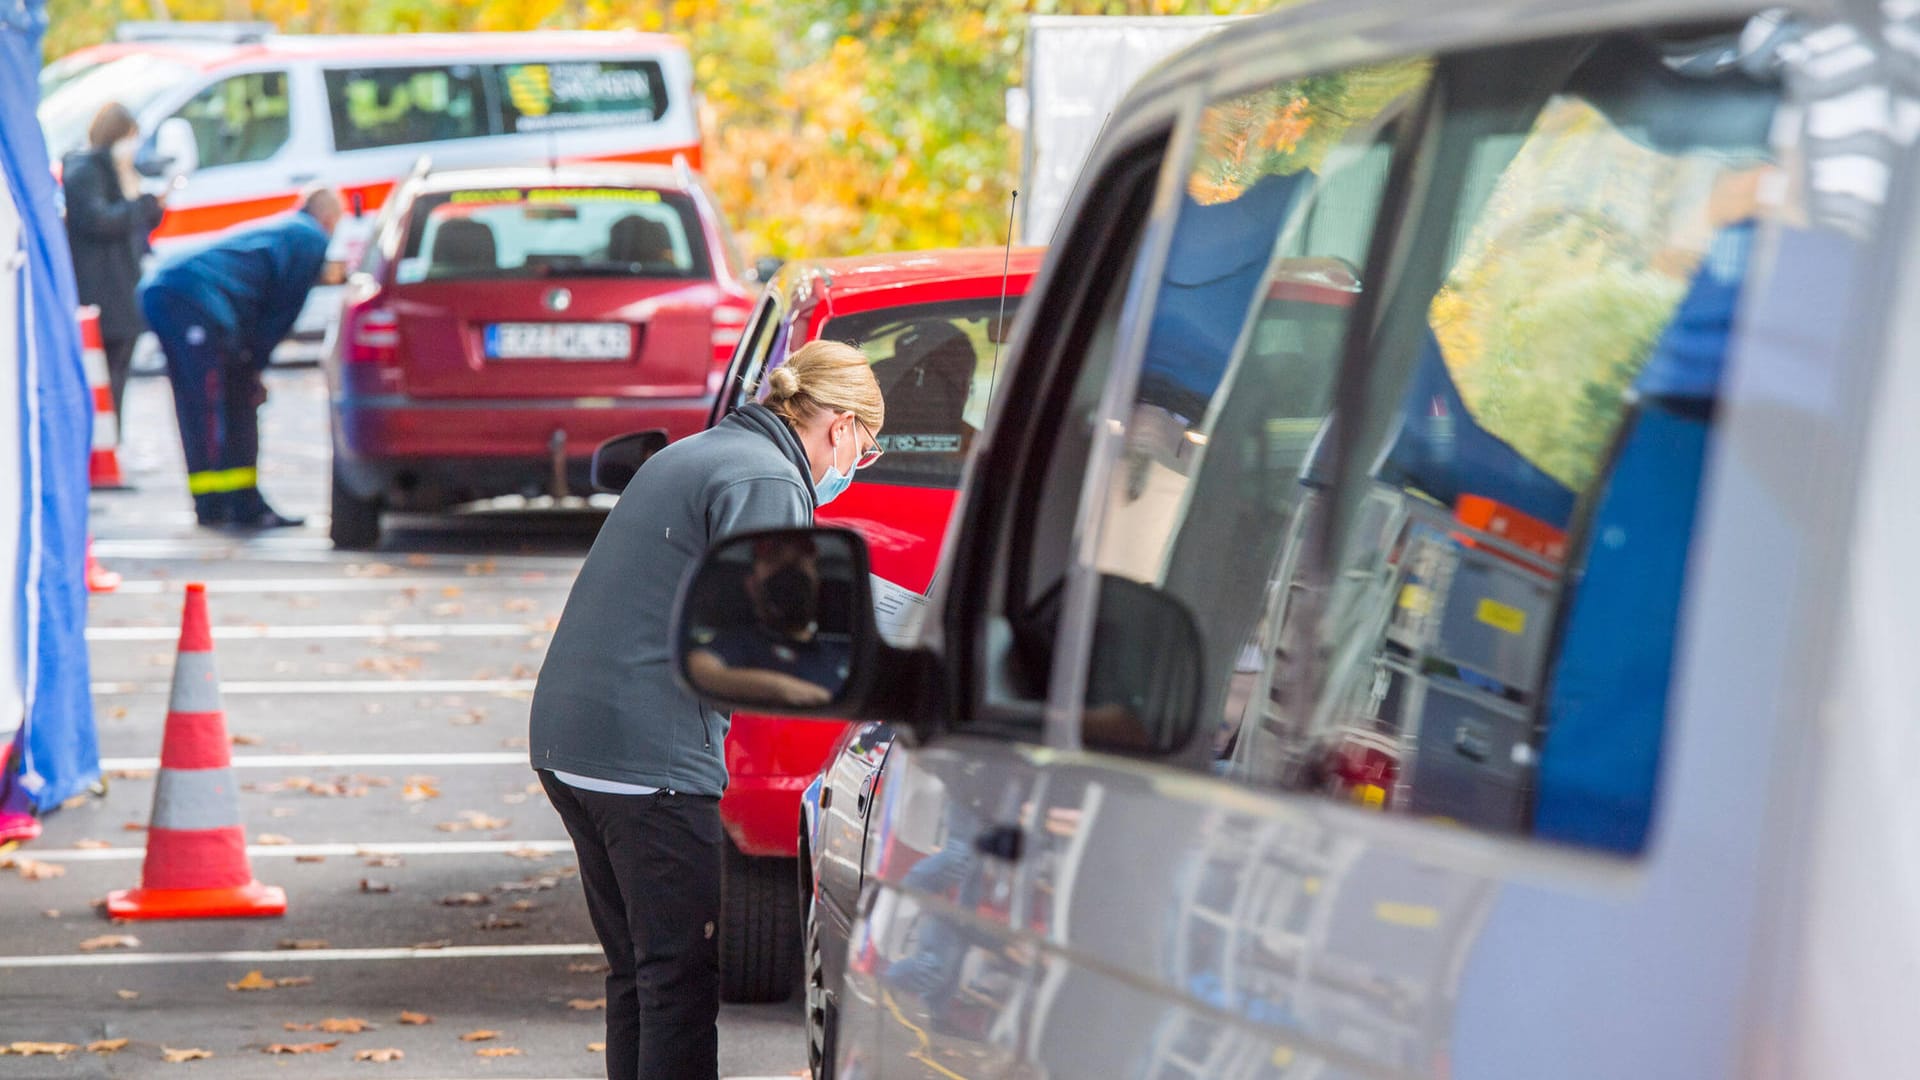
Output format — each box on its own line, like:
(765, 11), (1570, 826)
(395, 186), (711, 282)
(796, 295), (1023, 490)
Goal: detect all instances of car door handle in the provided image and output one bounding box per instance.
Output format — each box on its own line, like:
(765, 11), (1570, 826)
(855, 774), (878, 814)
(973, 824), (1023, 862)
(819, 786), (831, 810)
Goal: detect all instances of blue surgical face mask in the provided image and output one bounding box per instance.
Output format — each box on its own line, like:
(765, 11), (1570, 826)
(814, 429), (855, 507)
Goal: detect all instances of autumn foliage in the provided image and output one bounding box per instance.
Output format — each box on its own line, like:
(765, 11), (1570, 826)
(43, 0), (1275, 259)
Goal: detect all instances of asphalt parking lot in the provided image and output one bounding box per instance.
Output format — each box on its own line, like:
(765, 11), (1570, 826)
(0, 363), (807, 1078)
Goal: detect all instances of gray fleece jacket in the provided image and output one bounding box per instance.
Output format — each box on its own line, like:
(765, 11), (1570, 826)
(529, 404), (815, 795)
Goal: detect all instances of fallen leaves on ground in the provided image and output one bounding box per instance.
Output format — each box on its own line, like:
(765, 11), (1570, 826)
(359, 879), (394, 894)
(355, 1047), (405, 1062)
(88, 1038), (128, 1053)
(566, 997), (606, 1011)
(476, 915), (524, 931)
(504, 847), (549, 860)
(508, 899), (539, 912)
(227, 970), (311, 991)
(405, 554), (433, 567)
(72, 838), (111, 850)
(412, 939), (452, 950)
(498, 873), (563, 894)
(161, 1046), (212, 1062)
(2, 855), (65, 880)
(568, 960), (611, 974)
(345, 562), (397, 578)
(319, 1018), (372, 1034)
(277, 939), (328, 951)
(438, 892), (490, 907)
(60, 793), (89, 810)
(587, 1041), (606, 1052)
(78, 934), (140, 952)
(295, 854), (327, 864)
(362, 853), (404, 868)
(465, 559), (497, 576)
(400, 777), (441, 802)
(107, 767), (153, 780)
(231, 733), (263, 746)
(255, 833), (293, 846)
(503, 598), (538, 613)
(263, 1041), (338, 1054)
(459, 1030), (500, 1042)
(436, 810), (509, 833)
(475, 1047), (522, 1058)
(4, 1042), (78, 1056)
(122, 821), (148, 831)
(397, 1011), (431, 1025)
(41, 908), (58, 918)
(115, 989), (140, 1000)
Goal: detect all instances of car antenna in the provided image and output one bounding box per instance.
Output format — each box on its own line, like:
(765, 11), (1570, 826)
(986, 187), (1018, 411)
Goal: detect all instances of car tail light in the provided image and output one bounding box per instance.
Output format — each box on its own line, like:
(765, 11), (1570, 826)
(711, 303), (750, 366)
(346, 302), (399, 366)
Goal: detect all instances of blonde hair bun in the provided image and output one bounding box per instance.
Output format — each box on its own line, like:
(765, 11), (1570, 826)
(759, 341), (885, 431)
(765, 366), (802, 401)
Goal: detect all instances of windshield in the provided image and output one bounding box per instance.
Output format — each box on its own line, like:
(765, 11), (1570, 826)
(397, 186), (712, 282)
(38, 54), (197, 159)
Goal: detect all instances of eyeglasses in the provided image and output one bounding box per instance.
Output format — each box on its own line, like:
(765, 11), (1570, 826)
(853, 418), (884, 470)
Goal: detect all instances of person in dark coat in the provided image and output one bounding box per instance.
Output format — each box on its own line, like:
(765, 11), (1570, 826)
(62, 102), (164, 422)
(531, 340), (885, 1080)
(138, 188), (341, 528)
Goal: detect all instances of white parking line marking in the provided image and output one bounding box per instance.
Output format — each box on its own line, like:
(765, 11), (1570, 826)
(0, 943), (601, 969)
(88, 623), (538, 641)
(28, 839), (572, 862)
(106, 577), (569, 595)
(93, 678), (537, 695)
(102, 751), (528, 770)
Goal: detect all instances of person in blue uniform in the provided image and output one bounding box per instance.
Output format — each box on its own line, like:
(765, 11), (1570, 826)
(139, 188), (342, 527)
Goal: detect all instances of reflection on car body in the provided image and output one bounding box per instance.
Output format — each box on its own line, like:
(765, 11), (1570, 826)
(681, 7), (1920, 1079)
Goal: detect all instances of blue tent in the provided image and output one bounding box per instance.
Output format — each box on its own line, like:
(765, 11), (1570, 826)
(1, 0), (98, 820)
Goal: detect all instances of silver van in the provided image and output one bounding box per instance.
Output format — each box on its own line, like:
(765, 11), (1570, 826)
(671, 2), (1919, 1075)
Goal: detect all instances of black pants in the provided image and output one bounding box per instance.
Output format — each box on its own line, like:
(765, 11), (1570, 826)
(143, 292), (267, 524)
(102, 335), (136, 425)
(539, 771), (723, 1080)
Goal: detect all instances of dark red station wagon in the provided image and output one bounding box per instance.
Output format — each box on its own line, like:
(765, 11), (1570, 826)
(324, 163), (753, 547)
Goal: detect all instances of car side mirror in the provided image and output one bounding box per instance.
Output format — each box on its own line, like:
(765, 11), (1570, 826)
(152, 117), (199, 182)
(751, 255), (785, 285)
(589, 430), (669, 493)
(674, 528), (882, 716)
(1079, 575), (1206, 757)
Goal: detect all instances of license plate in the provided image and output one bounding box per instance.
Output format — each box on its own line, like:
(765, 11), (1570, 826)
(485, 323), (630, 360)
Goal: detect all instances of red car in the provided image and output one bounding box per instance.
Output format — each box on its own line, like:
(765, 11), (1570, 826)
(324, 164), (753, 547)
(707, 246), (1042, 1001)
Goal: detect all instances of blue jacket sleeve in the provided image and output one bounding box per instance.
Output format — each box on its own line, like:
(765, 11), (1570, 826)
(245, 219), (329, 365)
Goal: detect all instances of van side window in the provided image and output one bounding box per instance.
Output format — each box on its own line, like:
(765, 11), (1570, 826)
(173, 71), (291, 169)
(1105, 28), (1787, 856)
(1279, 34), (1780, 854)
(496, 61), (669, 135)
(1075, 62), (1430, 758)
(325, 66), (488, 152)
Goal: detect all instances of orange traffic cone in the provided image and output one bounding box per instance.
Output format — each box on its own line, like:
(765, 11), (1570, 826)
(79, 306), (128, 490)
(106, 583), (285, 920)
(85, 538), (121, 594)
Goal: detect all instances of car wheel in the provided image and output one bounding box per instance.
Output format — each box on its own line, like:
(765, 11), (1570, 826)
(720, 839), (800, 1003)
(804, 895), (837, 1080)
(329, 461), (383, 550)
